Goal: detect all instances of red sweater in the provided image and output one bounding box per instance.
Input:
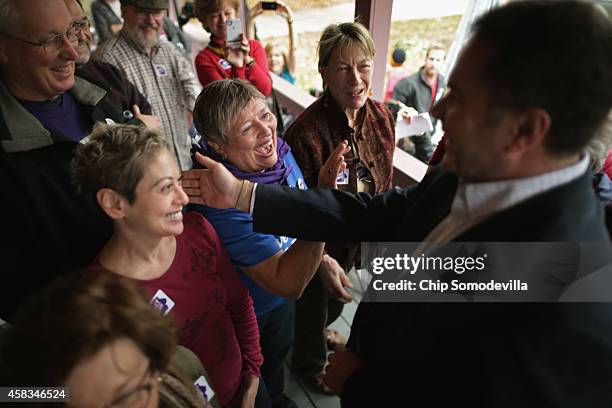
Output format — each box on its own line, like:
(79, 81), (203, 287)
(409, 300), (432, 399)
(195, 38), (272, 96)
(94, 212), (262, 407)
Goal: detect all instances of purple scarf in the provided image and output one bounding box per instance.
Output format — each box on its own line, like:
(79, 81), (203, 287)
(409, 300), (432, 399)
(192, 136), (294, 185)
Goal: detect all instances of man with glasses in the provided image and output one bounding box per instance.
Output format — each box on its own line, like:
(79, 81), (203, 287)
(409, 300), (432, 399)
(0, 0), (161, 321)
(94, 0), (201, 171)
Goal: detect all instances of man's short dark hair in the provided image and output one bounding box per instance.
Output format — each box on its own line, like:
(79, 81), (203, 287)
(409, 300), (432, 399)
(473, 0), (612, 156)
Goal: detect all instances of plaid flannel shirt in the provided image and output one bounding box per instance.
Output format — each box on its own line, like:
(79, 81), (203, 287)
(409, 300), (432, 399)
(94, 31), (201, 169)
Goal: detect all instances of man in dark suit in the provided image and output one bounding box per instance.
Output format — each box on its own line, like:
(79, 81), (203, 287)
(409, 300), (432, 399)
(184, 1), (612, 406)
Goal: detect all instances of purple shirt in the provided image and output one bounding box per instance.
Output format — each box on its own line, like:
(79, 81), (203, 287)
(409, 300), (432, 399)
(19, 91), (92, 142)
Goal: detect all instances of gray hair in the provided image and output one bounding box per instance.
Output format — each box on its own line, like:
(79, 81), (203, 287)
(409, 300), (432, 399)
(0, 0), (20, 35)
(193, 79), (265, 145)
(317, 21), (375, 70)
(71, 123), (171, 207)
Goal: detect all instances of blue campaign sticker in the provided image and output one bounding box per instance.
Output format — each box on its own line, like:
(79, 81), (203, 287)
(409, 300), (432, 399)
(219, 59), (232, 70)
(194, 376), (215, 401)
(150, 289), (175, 315)
(336, 169), (349, 185)
(154, 64), (168, 77)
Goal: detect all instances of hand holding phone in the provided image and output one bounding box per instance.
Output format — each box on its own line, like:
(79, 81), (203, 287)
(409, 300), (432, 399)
(262, 1), (278, 10)
(226, 18), (242, 48)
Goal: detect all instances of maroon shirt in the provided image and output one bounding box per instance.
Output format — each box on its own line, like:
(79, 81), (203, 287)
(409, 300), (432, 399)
(94, 212), (262, 406)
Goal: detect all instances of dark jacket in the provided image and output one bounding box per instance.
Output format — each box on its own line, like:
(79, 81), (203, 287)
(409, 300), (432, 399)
(392, 67), (446, 130)
(76, 59), (152, 117)
(251, 166), (612, 407)
(0, 76), (142, 320)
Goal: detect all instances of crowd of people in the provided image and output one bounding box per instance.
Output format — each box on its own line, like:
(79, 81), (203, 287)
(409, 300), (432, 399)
(1, 0), (612, 408)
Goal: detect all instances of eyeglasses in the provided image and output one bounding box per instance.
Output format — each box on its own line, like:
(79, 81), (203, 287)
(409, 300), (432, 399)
(105, 371), (162, 408)
(0, 25), (79, 53)
(73, 17), (91, 34)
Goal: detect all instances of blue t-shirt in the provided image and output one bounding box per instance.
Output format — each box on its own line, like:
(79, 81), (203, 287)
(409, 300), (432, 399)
(280, 67), (295, 85)
(195, 152), (307, 316)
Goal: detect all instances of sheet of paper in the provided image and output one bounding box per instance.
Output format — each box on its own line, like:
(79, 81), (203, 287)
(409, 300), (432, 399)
(395, 112), (434, 139)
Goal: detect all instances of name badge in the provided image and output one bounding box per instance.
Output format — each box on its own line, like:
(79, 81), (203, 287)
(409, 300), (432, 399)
(194, 376), (215, 401)
(154, 64), (168, 77)
(219, 59), (232, 70)
(150, 289), (175, 315)
(336, 169), (349, 185)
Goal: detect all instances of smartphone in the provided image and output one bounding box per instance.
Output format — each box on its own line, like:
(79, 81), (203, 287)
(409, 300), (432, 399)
(226, 18), (242, 48)
(262, 1), (278, 10)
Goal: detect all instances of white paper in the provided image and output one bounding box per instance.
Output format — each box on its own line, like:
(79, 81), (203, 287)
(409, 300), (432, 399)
(395, 112), (434, 139)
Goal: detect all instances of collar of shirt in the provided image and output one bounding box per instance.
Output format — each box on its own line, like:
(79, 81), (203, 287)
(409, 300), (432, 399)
(453, 154), (589, 221)
(418, 154), (590, 252)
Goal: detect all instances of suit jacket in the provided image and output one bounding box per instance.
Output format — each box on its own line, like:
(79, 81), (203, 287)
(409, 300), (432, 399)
(253, 166), (612, 407)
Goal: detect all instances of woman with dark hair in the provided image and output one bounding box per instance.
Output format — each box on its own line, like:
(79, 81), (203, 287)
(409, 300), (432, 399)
(70, 124), (263, 407)
(193, 0), (272, 96)
(0, 271), (213, 408)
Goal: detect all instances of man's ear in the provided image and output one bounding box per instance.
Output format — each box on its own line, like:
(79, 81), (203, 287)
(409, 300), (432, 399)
(96, 188), (128, 220)
(507, 108), (551, 153)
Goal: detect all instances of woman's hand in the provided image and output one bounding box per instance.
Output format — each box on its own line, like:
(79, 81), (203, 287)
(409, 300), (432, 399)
(226, 34), (251, 68)
(239, 374), (259, 408)
(318, 140), (351, 188)
(250, 1), (264, 19)
(319, 254), (353, 302)
(275, 0), (294, 22)
(181, 153), (247, 209)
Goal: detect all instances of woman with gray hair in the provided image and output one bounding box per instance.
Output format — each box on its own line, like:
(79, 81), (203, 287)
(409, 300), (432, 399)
(280, 21), (396, 392)
(71, 124), (264, 407)
(190, 78), (346, 408)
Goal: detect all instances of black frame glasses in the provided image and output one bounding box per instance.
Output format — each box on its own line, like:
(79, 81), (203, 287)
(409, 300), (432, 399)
(0, 24), (79, 53)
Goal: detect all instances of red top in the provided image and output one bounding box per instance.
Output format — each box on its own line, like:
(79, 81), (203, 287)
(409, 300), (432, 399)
(603, 150), (612, 180)
(93, 212), (262, 407)
(195, 38), (272, 96)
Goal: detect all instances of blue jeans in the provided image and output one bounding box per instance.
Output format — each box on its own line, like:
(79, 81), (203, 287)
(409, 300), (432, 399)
(256, 300), (295, 401)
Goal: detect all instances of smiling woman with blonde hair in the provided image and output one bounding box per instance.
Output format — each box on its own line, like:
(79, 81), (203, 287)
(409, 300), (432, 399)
(280, 21), (396, 392)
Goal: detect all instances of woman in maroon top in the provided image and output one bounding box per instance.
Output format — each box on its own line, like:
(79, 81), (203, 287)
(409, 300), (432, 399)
(71, 124), (264, 408)
(193, 0), (272, 96)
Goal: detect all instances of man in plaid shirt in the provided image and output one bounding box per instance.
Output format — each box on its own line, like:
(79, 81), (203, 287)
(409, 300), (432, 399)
(94, 0), (201, 170)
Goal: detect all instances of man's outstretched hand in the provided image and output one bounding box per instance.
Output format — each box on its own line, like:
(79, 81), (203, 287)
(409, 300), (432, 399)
(182, 152), (246, 210)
